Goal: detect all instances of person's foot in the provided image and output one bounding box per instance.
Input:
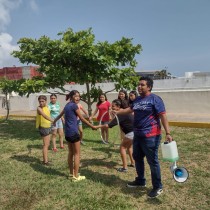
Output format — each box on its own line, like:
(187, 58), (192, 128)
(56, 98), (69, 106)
(117, 168), (128, 172)
(52, 148), (58, 152)
(127, 180), (146, 188)
(148, 188), (163, 198)
(42, 161), (53, 166)
(128, 164), (135, 167)
(72, 175), (86, 182)
(60, 146), (64, 149)
(80, 141), (85, 145)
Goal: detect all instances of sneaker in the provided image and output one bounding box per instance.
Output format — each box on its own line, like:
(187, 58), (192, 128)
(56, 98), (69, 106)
(52, 148), (58, 152)
(68, 174), (74, 180)
(117, 168), (128, 172)
(72, 175), (86, 182)
(127, 180), (146, 188)
(148, 188), (163, 198)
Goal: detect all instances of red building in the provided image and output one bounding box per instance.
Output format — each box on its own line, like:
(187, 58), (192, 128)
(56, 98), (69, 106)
(0, 66), (42, 80)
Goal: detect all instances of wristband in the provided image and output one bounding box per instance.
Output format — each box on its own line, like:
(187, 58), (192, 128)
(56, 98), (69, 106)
(166, 133), (171, 135)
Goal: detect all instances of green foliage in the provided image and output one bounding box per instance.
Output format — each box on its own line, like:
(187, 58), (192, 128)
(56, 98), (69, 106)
(12, 28), (142, 113)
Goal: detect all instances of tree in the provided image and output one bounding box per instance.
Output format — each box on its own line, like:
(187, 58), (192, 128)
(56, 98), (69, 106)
(154, 68), (171, 80)
(12, 28), (142, 115)
(0, 79), (25, 120)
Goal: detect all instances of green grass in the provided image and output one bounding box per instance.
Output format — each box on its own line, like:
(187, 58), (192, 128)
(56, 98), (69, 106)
(0, 120), (210, 210)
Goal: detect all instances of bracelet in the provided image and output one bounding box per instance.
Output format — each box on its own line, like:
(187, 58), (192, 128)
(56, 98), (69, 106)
(166, 133), (171, 135)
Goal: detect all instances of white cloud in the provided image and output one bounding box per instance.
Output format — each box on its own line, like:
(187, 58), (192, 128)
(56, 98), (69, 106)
(0, 33), (19, 67)
(0, 0), (22, 31)
(29, 0), (38, 12)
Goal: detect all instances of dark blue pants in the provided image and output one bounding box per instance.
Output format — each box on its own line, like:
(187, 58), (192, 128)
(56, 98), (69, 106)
(133, 133), (162, 189)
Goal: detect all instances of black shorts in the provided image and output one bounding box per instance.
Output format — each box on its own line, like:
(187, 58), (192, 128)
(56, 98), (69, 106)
(39, 127), (51, 137)
(65, 133), (80, 143)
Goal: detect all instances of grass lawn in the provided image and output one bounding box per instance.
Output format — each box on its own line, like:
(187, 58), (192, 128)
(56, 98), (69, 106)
(0, 119), (210, 210)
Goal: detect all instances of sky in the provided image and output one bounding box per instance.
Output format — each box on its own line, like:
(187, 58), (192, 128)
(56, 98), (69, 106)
(0, 0), (210, 77)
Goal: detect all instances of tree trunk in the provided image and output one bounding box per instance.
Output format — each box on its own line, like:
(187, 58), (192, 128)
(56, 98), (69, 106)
(85, 82), (92, 116)
(5, 92), (10, 121)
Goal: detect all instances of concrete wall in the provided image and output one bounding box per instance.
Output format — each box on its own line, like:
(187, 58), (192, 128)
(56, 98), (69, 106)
(0, 76), (210, 116)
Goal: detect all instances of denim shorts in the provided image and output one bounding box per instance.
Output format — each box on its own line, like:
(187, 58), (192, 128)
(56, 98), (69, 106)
(77, 119), (82, 126)
(51, 118), (63, 130)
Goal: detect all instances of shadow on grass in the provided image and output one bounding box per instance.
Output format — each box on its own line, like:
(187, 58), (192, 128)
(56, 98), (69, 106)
(81, 157), (118, 169)
(11, 154), (66, 177)
(0, 120), (39, 141)
(91, 145), (119, 158)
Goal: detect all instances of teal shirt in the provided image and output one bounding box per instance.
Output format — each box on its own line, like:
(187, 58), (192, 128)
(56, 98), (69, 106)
(48, 102), (61, 119)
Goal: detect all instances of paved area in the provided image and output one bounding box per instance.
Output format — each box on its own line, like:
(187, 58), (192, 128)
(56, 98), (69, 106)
(0, 110), (210, 123)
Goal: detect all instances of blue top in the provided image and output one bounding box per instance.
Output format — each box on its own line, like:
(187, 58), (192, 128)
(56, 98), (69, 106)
(131, 93), (165, 137)
(64, 102), (79, 137)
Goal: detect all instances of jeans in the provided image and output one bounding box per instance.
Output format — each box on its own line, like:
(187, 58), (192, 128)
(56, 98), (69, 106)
(133, 133), (162, 189)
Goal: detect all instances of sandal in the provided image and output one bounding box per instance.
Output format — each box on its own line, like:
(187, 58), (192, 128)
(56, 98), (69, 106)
(117, 168), (128, 172)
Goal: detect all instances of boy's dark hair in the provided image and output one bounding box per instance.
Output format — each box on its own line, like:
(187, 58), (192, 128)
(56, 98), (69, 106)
(112, 99), (122, 107)
(38, 95), (47, 101)
(139, 76), (153, 91)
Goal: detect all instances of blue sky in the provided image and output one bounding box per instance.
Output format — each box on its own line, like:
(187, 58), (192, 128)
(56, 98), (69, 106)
(0, 0), (210, 77)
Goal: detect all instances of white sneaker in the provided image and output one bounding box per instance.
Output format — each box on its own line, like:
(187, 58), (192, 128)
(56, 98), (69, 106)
(72, 175), (86, 182)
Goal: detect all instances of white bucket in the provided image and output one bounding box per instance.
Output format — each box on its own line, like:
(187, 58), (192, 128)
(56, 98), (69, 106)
(161, 141), (179, 162)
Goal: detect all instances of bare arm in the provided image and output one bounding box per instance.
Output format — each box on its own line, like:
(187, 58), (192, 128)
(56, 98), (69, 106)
(54, 109), (65, 123)
(80, 106), (89, 118)
(159, 113), (173, 142)
(113, 107), (133, 115)
(89, 107), (98, 121)
(95, 124), (108, 129)
(37, 107), (53, 122)
(76, 109), (97, 130)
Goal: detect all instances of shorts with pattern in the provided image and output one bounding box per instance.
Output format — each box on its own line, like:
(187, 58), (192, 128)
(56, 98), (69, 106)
(39, 127), (51, 137)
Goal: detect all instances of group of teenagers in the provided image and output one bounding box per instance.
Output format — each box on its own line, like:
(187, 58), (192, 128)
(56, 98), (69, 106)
(36, 76), (173, 198)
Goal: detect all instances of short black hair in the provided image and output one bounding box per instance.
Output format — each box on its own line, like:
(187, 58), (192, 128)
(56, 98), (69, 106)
(112, 99), (122, 107)
(139, 76), (153, 91)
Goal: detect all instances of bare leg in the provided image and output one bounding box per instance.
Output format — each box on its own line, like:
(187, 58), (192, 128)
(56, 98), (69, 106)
(120, 137), (134, 168)
(128, 144), (135, 166)
(67, 143), (74, 175)
(78, 125), (83, 142)
(51, 129), (57, 149)
(57, 128), (64, 148)
(105, 126), (109, 142)
(101, 127), (106, 141)
(42, 134), (51, 163)
(72, 141), (81, 177)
